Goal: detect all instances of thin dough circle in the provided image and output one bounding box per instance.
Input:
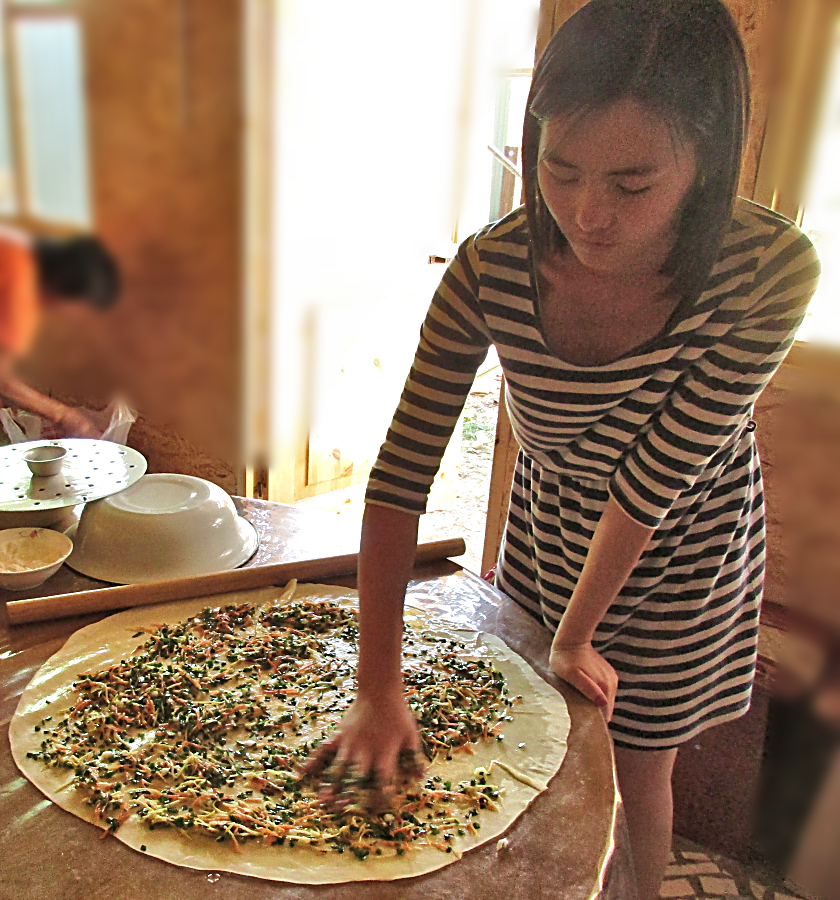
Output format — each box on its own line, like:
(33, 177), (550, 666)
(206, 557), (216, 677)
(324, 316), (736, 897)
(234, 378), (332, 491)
(10, 583), (569, 883)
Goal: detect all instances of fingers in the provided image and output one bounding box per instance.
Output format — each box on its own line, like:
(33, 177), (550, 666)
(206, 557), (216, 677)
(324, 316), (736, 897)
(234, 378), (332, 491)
(302, 738), (338, 777)
(550, 646), (619, 722)
(399, 746), (426, 780)
(362, 738), (422, 800)
(307, 733), (424, 813)
(573, 667), (618, 722)
(569, 668), (609, 711)
(589, 669), (617, 722)
(320, 756), (373, 811)
(604, 677), (617, 722)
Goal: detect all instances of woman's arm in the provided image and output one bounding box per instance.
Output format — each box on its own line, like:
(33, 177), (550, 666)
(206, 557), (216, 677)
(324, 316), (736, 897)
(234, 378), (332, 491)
(308, 504), (423, 791)
(568, 220), (819, 715)
(550, 495), (654, 719)
(611, 221), (820, 531)
(309, 237), (491, 792)
(357, 504), (418, 699)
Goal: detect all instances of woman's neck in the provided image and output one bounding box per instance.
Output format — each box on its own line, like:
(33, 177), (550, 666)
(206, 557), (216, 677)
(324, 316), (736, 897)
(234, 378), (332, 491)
(543, 245), (674, 300)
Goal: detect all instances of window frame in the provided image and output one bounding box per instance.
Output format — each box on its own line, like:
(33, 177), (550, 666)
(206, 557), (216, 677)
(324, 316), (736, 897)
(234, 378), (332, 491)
(0, 0), (90, 235)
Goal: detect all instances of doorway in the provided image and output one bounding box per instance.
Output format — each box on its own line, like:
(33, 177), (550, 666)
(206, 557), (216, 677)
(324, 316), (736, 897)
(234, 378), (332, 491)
(250, 0), (539, 570)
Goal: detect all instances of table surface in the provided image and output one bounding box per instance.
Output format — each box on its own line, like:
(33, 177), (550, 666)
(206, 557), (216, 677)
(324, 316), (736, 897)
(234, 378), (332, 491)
(0, 498), (634, 900)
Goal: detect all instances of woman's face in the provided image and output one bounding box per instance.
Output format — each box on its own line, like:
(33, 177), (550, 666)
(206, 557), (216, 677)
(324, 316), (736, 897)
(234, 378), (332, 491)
(537, 97), (697, 277)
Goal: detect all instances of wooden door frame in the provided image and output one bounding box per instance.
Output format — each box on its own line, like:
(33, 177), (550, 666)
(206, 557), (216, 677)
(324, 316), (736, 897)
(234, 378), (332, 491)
(752, 0), (840, 222)
(242, 0), (274, 499)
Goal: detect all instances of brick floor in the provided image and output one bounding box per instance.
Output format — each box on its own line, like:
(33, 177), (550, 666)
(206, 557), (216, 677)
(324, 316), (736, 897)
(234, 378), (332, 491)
(661, 837), (811, 900)
(660, 878), (697, 897)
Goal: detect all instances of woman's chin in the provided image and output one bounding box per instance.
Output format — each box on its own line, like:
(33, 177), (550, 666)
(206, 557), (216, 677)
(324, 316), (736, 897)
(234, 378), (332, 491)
(568, 240), (622, 272)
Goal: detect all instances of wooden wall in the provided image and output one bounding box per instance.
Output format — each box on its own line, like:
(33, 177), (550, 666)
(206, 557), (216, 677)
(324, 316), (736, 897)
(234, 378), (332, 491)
(22, 0), (243, 493)
(754, 349), (840, 630)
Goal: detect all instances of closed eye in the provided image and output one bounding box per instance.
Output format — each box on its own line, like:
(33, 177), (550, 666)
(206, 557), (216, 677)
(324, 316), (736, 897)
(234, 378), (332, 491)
(543, 170), (579, 186)
(617, 184), (652, 196)
(541, 158), (577, 180)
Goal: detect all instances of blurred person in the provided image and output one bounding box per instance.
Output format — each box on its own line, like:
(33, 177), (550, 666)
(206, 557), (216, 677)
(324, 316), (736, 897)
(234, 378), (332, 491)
(306, 2), (822, 899)
(0, 228), (120, 438)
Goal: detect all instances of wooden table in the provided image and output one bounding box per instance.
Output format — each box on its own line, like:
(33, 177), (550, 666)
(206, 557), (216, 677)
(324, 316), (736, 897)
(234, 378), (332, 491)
(0, 499), (634, 900)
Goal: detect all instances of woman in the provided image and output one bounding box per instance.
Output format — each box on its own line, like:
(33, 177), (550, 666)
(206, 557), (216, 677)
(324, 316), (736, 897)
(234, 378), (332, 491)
(315, 1), (820, 897)
(0, 231), (120, 438)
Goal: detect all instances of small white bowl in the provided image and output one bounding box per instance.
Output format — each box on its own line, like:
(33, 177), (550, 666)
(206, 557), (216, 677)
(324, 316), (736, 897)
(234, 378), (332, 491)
(23, 445), (67, 477)
(0, 527), (73, 591)
(66, 473), (259, 584)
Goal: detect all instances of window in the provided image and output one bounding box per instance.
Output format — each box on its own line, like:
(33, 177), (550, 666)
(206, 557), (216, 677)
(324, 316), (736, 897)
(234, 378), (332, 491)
(0, 0), (90, 229)
(488, 70), (531, 222)
(798, 16), (840, 345)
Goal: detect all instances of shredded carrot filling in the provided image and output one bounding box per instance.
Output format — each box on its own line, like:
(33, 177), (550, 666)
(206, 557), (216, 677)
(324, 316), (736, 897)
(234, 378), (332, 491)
(27, 595), (517, 859)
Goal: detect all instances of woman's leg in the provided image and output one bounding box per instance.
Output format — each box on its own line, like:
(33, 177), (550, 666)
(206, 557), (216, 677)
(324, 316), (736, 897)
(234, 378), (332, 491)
(613, 745), (679, 900)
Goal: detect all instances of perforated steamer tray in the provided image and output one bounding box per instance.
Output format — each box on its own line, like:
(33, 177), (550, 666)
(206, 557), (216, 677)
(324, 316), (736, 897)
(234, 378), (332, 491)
(0, 440), (147, 512)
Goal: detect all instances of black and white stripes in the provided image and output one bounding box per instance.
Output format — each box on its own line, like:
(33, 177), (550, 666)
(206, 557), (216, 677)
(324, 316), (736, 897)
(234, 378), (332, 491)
(366, 198), (820, 748)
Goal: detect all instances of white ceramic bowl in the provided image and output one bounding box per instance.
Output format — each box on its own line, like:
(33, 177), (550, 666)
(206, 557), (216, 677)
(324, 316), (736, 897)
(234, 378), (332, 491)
(0, 506), (80, 530)
(65, 474), (259, 584)
(0, 527), (73, 591)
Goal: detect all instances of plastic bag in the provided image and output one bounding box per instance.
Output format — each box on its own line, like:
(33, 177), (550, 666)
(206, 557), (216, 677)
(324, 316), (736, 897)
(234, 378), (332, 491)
(0, 408), (27, 443)
(97, 399), (137, 444)
(0, 398), (137, 445)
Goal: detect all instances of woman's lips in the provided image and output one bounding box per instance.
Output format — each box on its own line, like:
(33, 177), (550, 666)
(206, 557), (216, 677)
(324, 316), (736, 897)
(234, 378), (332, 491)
(576, 236), (616, 248)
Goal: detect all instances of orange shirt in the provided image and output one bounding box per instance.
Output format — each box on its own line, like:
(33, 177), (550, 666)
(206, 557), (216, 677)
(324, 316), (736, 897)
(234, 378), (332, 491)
(0, 236), (39, 357)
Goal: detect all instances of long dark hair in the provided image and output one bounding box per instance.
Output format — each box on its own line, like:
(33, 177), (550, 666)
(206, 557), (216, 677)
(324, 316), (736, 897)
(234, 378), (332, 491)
(523, 0), (750, 302)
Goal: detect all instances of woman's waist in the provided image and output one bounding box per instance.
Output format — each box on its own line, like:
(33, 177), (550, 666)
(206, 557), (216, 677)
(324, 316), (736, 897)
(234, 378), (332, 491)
(519, 422), (757, 490)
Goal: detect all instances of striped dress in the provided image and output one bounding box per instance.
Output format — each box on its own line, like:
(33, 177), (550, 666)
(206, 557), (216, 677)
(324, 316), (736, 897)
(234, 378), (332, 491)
(366, 198), (820, 749)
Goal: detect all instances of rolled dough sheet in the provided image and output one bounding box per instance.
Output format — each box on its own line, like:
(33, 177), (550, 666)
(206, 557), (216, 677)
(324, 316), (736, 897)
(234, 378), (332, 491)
(10, 583), (569, 883)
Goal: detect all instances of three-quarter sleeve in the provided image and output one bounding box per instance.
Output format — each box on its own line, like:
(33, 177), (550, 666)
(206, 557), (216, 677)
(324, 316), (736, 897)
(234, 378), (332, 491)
(365, 235), (493, 514)
(609, 222), (821, 529)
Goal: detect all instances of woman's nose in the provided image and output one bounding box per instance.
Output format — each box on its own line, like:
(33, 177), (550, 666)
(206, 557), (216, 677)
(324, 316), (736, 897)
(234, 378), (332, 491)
(575, 185), (614, 232)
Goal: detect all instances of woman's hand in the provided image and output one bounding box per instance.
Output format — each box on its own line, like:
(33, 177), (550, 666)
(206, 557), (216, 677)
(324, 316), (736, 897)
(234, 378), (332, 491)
(550, 641), (619, 721)
(543, 497), (649, 723)
(304, 689), (424, 808)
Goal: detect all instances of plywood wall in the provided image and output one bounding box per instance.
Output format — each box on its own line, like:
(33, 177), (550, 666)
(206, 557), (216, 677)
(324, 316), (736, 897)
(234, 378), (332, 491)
(753, 350), (840, 629)
(23, 0), (242, 492)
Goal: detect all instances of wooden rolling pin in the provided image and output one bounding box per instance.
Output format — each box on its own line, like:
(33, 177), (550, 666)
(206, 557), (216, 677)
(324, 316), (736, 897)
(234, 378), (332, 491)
(6, 536), (466, 625)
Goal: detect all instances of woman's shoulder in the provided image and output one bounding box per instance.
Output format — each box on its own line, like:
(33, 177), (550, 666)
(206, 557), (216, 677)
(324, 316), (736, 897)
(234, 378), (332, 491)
(728, 197), (817, 259)
(469, 206), (531, 255)
(711, 198), (820, 319)
(449, 208), (532, 285)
